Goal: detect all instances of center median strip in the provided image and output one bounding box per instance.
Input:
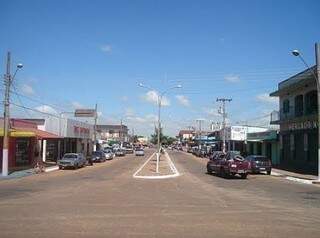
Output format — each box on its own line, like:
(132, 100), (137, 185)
(133, 150), (180, 179)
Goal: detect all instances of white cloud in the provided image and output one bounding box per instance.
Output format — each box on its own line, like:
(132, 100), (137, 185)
(176, 95), (190, 107)
(100, 44), (112, 53)
(21, 84), (35, 95)
(141, 90), (170, 106)
(203, 107), (220, 117)
(71, 101), (83, 109)
(224, 74), (240, 83)
(256, 93), (278, 104)
(35, 105), (57, 115)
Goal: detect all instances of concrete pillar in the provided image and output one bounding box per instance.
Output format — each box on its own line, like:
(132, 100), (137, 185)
(42, 140), (47, 162)
(57, 140), (61, 160)
(232, 141), (235, 151)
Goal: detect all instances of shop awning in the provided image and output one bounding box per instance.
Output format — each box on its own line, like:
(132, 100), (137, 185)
(0, 127), (61, 139)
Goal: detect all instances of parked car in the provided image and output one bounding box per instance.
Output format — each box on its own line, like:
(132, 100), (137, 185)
(124, 146), (134, 154)
(245, 155), (272, 175)
(58, 153), (87, 169)
(135, 148), (145, 156)
(103, 149), (115, 160)
(115, 149), (125, 157)
(207, 151), (249, 179)
(92, 151), (107, 163)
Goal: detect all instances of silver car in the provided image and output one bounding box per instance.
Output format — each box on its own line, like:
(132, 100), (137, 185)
(58, 153), (87, 169)
(135, 148), (145, 156)
(103, 149), (115, 160)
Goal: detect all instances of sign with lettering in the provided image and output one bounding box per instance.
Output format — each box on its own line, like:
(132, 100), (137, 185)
(74, 109), (96, 117)
(282, 120), (318, 131)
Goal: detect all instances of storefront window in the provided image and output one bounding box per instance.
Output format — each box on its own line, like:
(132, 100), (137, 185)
(15, 138), (30, 166)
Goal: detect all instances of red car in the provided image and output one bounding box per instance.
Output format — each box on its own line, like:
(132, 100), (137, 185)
(207, 151), (250, 179)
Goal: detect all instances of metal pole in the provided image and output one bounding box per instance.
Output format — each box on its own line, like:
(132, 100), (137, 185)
(93, 103), (97, 151)
(315, 42), (320, 181)
(2, 52), (11, 176)
(156, 95), (161, 173)
(222, 100), (226, 153)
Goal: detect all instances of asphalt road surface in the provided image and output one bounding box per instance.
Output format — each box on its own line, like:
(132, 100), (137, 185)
(0, 149), (319, 238)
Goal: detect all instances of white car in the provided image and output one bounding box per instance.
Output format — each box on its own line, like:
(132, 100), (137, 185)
(135, 148), (145, 156)
(103, 149), (115, 160)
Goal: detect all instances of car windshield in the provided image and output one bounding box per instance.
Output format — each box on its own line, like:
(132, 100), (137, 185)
(63, 154), (77, 159)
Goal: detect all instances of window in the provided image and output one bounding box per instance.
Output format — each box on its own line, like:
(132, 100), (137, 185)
(305, 90), (318, 115)
(294, 95), (303, 117)
(283, 99), (290, 113)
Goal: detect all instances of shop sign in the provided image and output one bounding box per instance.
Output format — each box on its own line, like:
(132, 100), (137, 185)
(74, 109), (96, 117)
(247, 131), (277, 141)
(73, 126), (90, 135)
(286, 120), (318, 131)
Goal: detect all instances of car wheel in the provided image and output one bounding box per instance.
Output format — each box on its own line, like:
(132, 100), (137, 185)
(221, 168), (229, 178)
(74, 163), (78, 170)
(241, 173), (248, 179)
(59, 165), (63, 170)
(267, 170), (271, 175)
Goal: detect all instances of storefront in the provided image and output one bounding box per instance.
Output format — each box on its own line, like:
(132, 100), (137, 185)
(246, 130), (280, 165)
(0, 119), (60, 172)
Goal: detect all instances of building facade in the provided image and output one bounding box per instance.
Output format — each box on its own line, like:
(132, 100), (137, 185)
(246, 130), (280, 165)
(270, 66), (318, 174)
(97, 124), (129, 142)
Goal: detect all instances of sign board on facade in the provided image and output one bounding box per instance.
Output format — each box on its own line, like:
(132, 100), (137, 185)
(74, 109), (96, 118)
(282, 120), (318, 131)
(247, 130), (278, 141)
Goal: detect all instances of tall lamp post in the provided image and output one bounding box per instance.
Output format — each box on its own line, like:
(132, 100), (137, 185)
(292, 43), (320, 182)
(138, 83), (182, 173)
(2, 52), (23, 176)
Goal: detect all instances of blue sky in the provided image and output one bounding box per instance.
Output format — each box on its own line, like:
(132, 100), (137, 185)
(1, 0), (320, 136)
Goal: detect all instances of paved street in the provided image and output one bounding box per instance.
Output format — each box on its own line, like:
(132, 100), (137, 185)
(0, 149), (320, 238)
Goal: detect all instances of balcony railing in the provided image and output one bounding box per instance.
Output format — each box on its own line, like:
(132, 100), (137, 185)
(270, 106), (317, 124)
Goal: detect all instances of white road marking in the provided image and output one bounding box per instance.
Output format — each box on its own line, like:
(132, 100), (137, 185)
(132, 150), (180, 179)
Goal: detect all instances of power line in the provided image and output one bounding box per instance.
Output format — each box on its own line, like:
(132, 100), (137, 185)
(10, 102), (61, 118)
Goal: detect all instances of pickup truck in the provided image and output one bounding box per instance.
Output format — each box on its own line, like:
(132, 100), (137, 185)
(207, 151), (249, 179)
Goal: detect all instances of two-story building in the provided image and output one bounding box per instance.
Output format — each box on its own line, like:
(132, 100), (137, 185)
(270, 66), (317, 174)
(97, 124), (129, 143)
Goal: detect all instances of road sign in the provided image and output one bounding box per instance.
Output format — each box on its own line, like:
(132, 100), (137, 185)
(74, 109), (96, 117)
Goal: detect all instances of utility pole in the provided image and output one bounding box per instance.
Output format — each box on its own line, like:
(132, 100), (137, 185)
(217, 98), (232, 153)
(120, 118), (123, 146)
(2, 52), (11, 176)
(315, 43), (320, 181)
(93, 103), (98, 151)
(196, 119), (204, 147)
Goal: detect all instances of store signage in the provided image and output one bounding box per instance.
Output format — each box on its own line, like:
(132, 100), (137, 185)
(247, 131), (277, 141)
(73, 126), (90, 135)
(284, 120), (318, 131)
(74, 109), (96, 117)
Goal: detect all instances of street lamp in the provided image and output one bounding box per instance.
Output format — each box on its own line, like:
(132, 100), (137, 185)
(2, 52), (23, 176)
(291, 43), (320, 182)
(138, 83), (182, 173)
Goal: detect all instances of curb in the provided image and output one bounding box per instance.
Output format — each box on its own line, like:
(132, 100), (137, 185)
(132, 150), (180, 179)
(45, 166), (59, 173)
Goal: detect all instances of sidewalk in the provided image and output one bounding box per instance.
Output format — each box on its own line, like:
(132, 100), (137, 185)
(0, 165), (59, 180)
(271, 168), (319, 185)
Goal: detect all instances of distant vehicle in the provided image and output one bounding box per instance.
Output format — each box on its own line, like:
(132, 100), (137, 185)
(135, 148), (145, 156)
(124, 146), (134, 154)
(245, 155), (272, 175)
(207, 151), (249, 179)
(58, 153), (86, 169)
(115, 149), (125, 157)
(103, 149), (115, 160)
(92, 151), (106, 162)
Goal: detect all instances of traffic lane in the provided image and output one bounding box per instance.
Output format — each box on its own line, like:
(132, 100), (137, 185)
(170, 150), (320, 208)
(0, 149), (155, 200)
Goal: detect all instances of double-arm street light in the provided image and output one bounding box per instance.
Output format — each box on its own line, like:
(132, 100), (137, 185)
(138, 83), (182, 173)
(2, 52), (23, 176)
(291, 43), (320, 182)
